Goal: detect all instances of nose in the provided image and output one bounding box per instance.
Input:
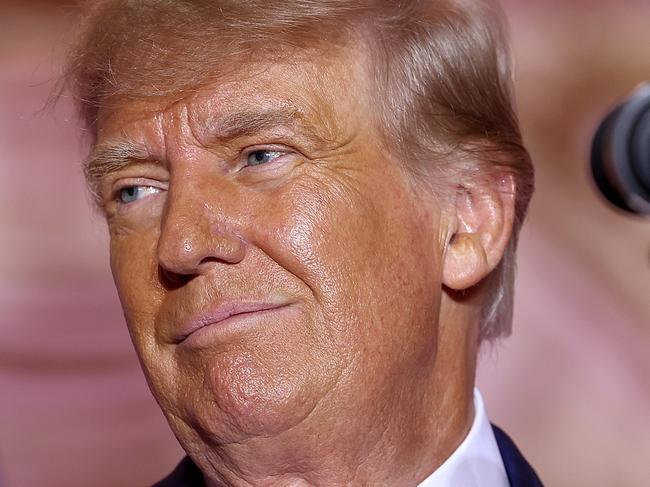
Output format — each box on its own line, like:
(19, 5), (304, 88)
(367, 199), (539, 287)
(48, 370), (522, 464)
(156, 181), (247, 282)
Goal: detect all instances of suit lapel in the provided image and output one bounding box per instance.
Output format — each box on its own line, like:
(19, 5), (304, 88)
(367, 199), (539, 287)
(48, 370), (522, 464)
(152, 456), (205, 487)
(492, 425), (544, 487)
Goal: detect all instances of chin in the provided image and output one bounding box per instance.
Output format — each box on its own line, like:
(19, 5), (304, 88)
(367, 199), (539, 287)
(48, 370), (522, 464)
(178, 350), (324, 444)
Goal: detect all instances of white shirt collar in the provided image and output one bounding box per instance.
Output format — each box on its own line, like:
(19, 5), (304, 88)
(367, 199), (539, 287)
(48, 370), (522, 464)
(417, 389), (509, 487)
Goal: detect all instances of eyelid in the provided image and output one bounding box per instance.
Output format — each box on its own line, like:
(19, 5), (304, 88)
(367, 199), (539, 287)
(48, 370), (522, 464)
(111, 177), (169, 202)
(242, 144), (290, 156)
(240, 144), (295, 167)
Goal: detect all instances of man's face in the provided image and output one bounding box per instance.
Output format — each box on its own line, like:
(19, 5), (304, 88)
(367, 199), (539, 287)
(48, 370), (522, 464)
(94, 49), (447, 459)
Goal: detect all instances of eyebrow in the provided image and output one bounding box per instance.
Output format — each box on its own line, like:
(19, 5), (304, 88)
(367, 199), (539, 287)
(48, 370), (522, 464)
(85, 140), (151, 201)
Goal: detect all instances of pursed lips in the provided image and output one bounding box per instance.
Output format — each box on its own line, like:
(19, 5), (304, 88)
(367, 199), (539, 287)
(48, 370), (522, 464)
(174, 300), (292, 345)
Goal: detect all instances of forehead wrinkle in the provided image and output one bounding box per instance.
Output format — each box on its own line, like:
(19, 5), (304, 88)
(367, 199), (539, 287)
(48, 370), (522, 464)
(199, 106), (337, 150)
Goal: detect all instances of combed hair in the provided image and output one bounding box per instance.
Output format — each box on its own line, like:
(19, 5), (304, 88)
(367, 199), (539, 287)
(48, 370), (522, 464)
(65, 0), (534, 342)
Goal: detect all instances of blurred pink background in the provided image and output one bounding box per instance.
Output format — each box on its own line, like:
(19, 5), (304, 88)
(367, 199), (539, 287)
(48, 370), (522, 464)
(1, 1), (649, 486)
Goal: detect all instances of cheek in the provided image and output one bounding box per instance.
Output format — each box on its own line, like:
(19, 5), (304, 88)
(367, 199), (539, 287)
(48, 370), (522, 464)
(260, 169), (442, 363)
(265, 177), (367, 336)
(109, 225), (162, 346)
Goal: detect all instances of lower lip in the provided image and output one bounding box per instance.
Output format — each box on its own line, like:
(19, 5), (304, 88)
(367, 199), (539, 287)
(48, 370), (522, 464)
(177, 304), (295, 350)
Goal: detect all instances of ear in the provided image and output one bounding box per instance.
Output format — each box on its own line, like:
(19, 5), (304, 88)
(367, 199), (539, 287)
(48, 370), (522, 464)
(442, 172), (516, 291)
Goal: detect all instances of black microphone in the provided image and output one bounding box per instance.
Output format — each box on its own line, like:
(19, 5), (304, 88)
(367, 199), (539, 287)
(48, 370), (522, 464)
(591, 83), (650, 216)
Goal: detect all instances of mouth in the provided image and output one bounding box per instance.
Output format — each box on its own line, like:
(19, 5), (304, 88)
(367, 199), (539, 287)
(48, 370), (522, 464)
(174, 301), (293, 347)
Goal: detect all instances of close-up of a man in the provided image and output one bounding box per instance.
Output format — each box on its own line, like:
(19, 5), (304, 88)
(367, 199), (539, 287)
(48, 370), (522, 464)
(66, 0), (541, 485)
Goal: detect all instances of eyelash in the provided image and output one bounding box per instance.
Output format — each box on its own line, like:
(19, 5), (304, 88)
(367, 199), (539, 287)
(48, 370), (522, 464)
(117, 185), (160, 204)
(241, 147), (288, 169)
(111, 179), (167, 206)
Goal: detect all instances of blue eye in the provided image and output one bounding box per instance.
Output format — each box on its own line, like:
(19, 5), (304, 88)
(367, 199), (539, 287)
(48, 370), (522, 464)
(246, 150), (281, 166)
(118, 186), (159, 204)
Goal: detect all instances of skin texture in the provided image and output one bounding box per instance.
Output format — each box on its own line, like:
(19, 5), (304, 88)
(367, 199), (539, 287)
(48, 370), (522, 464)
(93, 48), (515, 486)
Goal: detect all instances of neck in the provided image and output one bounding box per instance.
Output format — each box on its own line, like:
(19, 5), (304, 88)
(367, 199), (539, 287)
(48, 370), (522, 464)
(201, 388), (475, 487)
(199, 357), (475, 484)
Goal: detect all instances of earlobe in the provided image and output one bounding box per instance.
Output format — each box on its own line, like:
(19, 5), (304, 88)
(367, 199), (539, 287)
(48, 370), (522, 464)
(441, 173), (516, 291)
(442, 233), (490, 290)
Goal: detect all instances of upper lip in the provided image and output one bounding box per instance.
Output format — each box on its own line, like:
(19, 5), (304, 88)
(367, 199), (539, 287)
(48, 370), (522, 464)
(173, 300), (288, 344)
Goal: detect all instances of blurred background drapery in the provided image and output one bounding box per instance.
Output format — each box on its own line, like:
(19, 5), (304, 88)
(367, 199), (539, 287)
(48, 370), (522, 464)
(1, 1), (649, 486)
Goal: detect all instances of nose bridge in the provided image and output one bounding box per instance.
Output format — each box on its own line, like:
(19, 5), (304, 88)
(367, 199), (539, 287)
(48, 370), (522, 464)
(157, 155), (247, 277)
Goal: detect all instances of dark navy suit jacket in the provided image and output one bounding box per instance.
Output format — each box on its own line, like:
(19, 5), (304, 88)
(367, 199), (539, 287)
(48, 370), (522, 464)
(153, 425), (543, 487)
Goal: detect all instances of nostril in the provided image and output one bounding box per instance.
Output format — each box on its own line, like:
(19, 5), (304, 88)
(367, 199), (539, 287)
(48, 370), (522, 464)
(199, 255), (238, 266)
(158, 266), (196, 291)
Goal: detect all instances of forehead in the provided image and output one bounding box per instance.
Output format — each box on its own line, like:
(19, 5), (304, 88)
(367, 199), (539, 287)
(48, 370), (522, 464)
(95, 49), (372, 147)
